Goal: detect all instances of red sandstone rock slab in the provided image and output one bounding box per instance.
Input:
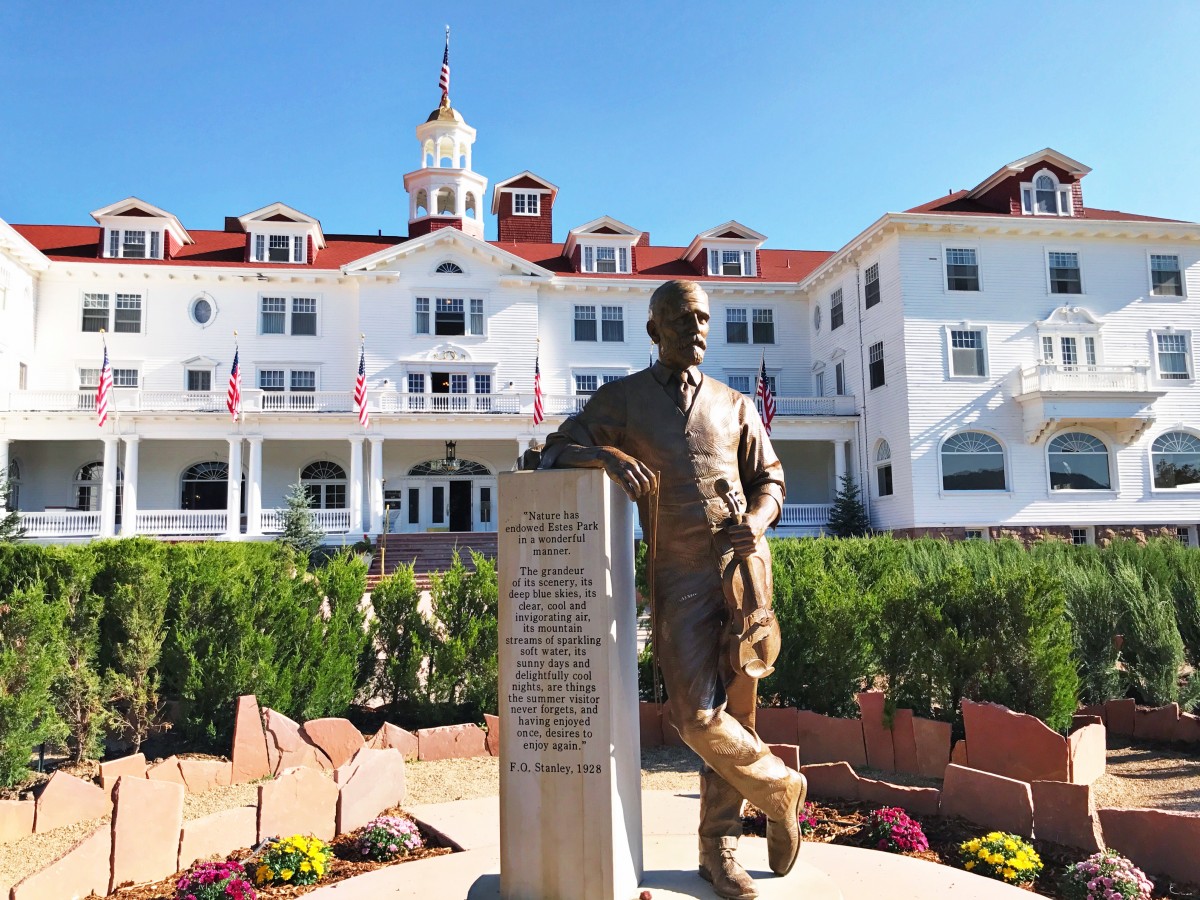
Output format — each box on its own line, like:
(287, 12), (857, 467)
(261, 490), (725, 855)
(98, 753), (146, 791)
(855, 691), (895, 773)
(797, 711), (867, 768)
(263, 708), (333, 773)
(1031, 780), (1102, 852)
(179, 759), (232, 794)
(858, 777), (941, 818)
(0, 798), (35, 844)
(146, 756), (186, 785)
(34, 770), (111, 833)
(912, 717), (951, 778)
(754, 707), (799, 745)
(798, 761), (861, 802)
(768, 743), (800, 771)
(1077, 703), (1106, 724)
(961, 701), (1068, 783)
(1105, 698), (1136, 736)
(258, 766), (339, 842)
(366, 722), (420, 760)
(230, 695), (271, 783)
(335, 747), (408, 834)
(1133, 703), (1180, 743)
(941, 764), (1034, 837)
(301, 718), (366, 769)
(1071, 715), (1104, 731)
(10, 826), (111, 900)
(178, 806), (257, 870)
(639, 702), (663, 748)
(1098, 807), (1200, 887)
(110, 775), (184, 891)
(484, 713), (500, 756)
(951, 740), (968, 765)
(416, 723), (489, 761)
(1067, 724), (1106, 785)
(890, 708), (920, 775)
(1173, 712), (1200, 745)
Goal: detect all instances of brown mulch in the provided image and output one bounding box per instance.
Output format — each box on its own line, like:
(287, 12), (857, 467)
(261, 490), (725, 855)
(743, 800), (1197, 899)
(96, 807), (451, 900)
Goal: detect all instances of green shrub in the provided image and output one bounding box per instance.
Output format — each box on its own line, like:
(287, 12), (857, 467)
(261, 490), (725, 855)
(1108, 557), (1185, 706)
(1059, 561), (1124, 705)
(0, 581), (67, 787)
(303, 552), (371, 720)
(369, 562), (428, 708)
(428, 550), (498, 716)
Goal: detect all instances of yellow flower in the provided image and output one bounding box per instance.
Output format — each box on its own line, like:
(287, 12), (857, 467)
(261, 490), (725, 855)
(964, 861), (975, 870)
(281, 869), (294, 881)
(977, 849), (989, 860)
(301, 861), (312, 872)
(1002, 868), (1016, 880)
(255, 865), (271, 884)
(314, 860), (325, 876)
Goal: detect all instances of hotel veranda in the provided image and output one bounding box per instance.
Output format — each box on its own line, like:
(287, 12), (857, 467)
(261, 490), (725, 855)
(1, 90), (1197, 546)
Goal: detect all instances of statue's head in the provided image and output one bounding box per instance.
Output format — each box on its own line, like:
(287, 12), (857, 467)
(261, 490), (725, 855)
(647, 280), (710, 371)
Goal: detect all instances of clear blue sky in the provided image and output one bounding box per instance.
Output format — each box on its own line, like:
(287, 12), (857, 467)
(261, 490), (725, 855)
(3, 1), (1197, 252)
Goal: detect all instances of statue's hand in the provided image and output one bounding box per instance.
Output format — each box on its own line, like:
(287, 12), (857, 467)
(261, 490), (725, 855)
(727, 506), (772, 558)
(599, 448), (657, 501)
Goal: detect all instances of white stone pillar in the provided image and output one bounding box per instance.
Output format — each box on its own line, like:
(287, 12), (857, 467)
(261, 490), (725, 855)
(834, 439), (848, 491)
(226, 437), (243, 537)
(100, 437), (119, 537)
(246, 437), (263, 536)
(121, 435), (139, 535)
(0, 439), (9, 510)
(368, 436), (384, 534)
(349, 436), (365, 535)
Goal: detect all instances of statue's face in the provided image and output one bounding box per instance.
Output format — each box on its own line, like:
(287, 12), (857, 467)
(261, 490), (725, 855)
(649, 288), (710, 370)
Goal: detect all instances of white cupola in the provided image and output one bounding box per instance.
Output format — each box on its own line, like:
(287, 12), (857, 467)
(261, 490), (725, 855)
(402, 94), (488, 240)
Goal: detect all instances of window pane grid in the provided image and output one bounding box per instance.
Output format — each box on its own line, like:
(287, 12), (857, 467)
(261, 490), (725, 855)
(469, 298), (484, 335)
(112, 368), (138, 388)
(113, 293), (142, 333)
(82, 293), (110, 332)
(1049, 252), (1082, 294)
(574, 305), (597, 341)
(946, 247), (980, 291)
(601, 305), (624, 342)
(1151, 254), (1183, 296)
(1157, 333), (1190, 379)
(751, 308), (774, 343)
(830, 290), (844, 330)
(415, 297), (430, 334)
(261, 297), (286, 334)
(865, 263), (881, 308)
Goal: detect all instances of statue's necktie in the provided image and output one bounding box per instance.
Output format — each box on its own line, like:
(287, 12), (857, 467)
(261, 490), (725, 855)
(675, 373), (693, 413)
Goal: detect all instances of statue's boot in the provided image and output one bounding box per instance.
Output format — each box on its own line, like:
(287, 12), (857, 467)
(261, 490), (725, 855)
(765, 769), (807, 876)
(699, 837), (758, 900)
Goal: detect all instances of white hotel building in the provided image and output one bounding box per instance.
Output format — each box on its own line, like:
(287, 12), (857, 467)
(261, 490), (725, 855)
(0, 93), (1197, 548)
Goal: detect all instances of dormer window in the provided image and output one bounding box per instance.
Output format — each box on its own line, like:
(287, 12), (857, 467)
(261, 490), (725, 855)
(565, 216), (642, 277)
(105, 227), (163, 259)
(253, 234), (306, 264)
(1020, 170), (1073, 216)
(512, 192), (540, 215)
(581, 244), (630, 274)
(685, 221), (765, 278)
(93, 197), (192, 261)
(708, 249), (755, 277)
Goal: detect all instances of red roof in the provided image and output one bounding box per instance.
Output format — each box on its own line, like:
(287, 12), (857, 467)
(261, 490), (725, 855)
(904, 192), (1187, 223)
(14, 223), (832, 281)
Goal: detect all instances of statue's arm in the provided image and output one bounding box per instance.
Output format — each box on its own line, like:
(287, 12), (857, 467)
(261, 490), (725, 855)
(544, 443), (657, 502)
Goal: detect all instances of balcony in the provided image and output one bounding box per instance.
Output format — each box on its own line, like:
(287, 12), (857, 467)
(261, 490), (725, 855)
(2, 389), (858, 419)
(1012, 364), (1165, 444)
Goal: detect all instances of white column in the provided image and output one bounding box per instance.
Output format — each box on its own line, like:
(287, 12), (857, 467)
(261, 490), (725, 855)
(121, 436), (139, 535)
(834, 439), (848, 490)
(226, 437), (243, 536)
(349, 436), (365, 535)
(245, 437), (263, 536)
(100, 437), (119, 537)
(0, 439), (9, 510)
(368, 436), (384, 534)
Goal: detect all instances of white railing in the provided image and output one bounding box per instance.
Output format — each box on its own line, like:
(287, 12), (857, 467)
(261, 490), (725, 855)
(7, 391), (97, 412)
(378, 392), (523, 414)
(135, 509), (227, 535)
(19, 510), (101, 537)
(140, 391), (227, 412)
(779, 503), (833, 527)
(260, 508), (352, 533)
(773, 395), (858, 416)
(1017, 364), (1152, 395)
(259, 391), (354, 413)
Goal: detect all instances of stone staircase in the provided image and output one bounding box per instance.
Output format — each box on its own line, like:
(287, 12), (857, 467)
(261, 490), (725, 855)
(366, 531), (499, 590)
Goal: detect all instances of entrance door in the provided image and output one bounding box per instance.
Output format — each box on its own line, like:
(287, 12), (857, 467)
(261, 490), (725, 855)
(428, 480), (449, 530)
(449, 481), (472, 532)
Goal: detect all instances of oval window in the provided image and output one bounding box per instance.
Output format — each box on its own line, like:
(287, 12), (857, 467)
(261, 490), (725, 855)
(190, 294), (216, 327)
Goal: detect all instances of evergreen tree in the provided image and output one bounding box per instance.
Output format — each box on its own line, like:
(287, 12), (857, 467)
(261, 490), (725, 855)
(0, 471), (25, 542)
(826, 472), (871, 537)
(278, 482), (323, 560)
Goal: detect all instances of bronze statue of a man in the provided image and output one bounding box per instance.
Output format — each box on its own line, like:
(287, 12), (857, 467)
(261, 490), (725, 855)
(541, 279), (806, 899)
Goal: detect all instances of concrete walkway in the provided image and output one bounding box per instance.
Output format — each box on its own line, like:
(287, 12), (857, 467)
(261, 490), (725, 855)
(307, 791), (1034, 899)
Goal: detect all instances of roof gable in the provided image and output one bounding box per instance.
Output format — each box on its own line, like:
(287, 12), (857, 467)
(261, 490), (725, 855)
(491, 171), (559, 214)
(342, 227), (552, 278)
(236, 202), (326, 248)
(90, 196), (193, 245)
(967, 148), (1091, 200)
(683, 220), (766, 262)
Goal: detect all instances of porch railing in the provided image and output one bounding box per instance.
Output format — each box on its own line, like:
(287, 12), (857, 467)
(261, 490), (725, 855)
(19, 510), (101, 537)
(260, 508), (352, 534)
(779, 503), (833, 527)
(1016, 363), (1153, 395)
(135, 509), (227, 535)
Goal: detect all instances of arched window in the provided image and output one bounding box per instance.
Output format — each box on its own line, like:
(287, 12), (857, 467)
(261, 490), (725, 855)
(875, 440), (893, 497)
(5, 458), (20, 511)
(1048, 432), (1111, 490)
(181, 461), (228, 511)
(1152, 431), (1200, 489)
(407, 459), (491, 477)
(437, 137), (455, 167)
(75, 462), (123, 518)
(436, 186), (456, 216)
(1022, 169), (1072, 216)
(464, 191), (477, 219)
(301, 461), (347, 509)
(414, 189), (429, 217)
(1035, 175), (1058, 214)
(422, 140), (434, 167)
(941, 432), (1006, 491)
(436, 262), (464, 274)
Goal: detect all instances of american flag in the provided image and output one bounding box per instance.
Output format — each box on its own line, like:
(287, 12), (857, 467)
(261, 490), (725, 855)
(532, 355), (544, 426)
(226, 347), (241, 422)
(354, 343), (370, 428)
(96, 343), (113, 427)
(439, 30), (450, 97)
(756, 355), (776, 435)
